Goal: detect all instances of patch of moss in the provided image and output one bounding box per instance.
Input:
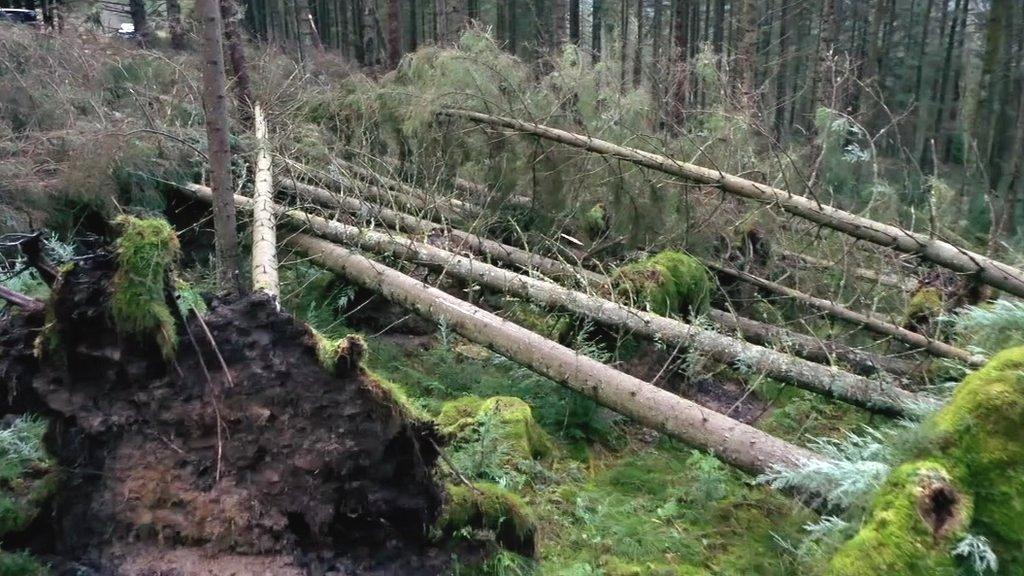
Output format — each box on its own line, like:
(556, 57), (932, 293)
(315, 332), (366, 375)
(0, 416), (58, 537)
(905, 287), (944, 326)
(612, 251), (711, 318)
(111, 217), (180, 359)
(438, 396), (553, 461)
(363, 369), (431, 422)
(505, 302), (574, 345)
(827, 462), (966, 575)
(581, 202), (608, 240)
(439, 482), (537, 555)
(829, 346), (1024, 574)
(0, 551), (49, 576)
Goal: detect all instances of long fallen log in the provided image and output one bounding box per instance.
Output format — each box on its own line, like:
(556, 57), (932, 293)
(708, 263), (983, 366)
(281, 179), (920, 378)
(439, 108), (1024, 299)
(285, 231), (821, 475)
(178, 183), (935, 417)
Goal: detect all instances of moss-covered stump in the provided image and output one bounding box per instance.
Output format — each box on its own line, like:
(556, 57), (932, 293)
(0, 416), (57, 537)
(828, 347), (1024, 575)
(110, 216), (181, 359)
(904, 286), (944, 334)
(581, 202), (608, 241)
(612, 251), (711, 318)
(436, 395), (553, 461)
(438, 482), (536, 556)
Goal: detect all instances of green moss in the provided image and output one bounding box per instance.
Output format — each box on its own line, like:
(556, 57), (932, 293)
(0, 551), (49, 576)
(111, 217), (180, 359)
(315, 332), (366, 375)
(505, 302), (574, 344)
(0, 416), (58, 537)
(439, 482), (537, 555)
(905, 287), (944, 325)
(438, 396), (553, 461)
(612, 251), (711, 318)
(363, 369), (431, 422)
(827, 462), (966, 576)
(829, 346), (1024, 574)
(581, 203), (608, 240)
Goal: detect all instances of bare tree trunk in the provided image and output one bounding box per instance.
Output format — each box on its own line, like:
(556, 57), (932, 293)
(252, 104), (279, 298)
(0, 286), (43, 312)
(331, 157), (481, 219)
(592, 0), (602, 63)
(281, 178), (927, 379)
(737, 0), (757, 98)
(440, 108), (1024, 299)
(288, 233), (824, 474)
(167, 0), (186, 49)
(631, 0), (643, 87)
(569, 0), (580, 45)
(670, 0), (690, 126)
(553, 0), (567, 47)
(707, 263), (981, 366)
(199, 0), (243, 295)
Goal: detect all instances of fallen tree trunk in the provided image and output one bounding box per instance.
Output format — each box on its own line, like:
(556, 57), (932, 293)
(0, 285), (43, 311)
(708, 263), (983, 366)
(179, 183), (933, 417)
(284, 231), (823, 475)
(439, 109), (1024, 299)
(251, 103), (279, 297)
(779, 250), (916, 292)
(281, 179), (919, 378)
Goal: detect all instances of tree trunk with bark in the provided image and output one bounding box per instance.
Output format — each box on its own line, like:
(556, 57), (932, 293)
(252, 104), (279, 298)
(553, 0), (568, 47)
(631, 0), (643, 87)
(592, 0), (602, 63)
(670, 0), (690, 126)
(220, 0), (254, 122)
(440, 108), (1024, 299)
(199, 0), (243, 295)
(569, 0), (580, 45)
(388, 0), (402, 66)
(128, 0), (150, 44)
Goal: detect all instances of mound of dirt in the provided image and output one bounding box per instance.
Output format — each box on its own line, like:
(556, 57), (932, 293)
(0, 252), (460, 575)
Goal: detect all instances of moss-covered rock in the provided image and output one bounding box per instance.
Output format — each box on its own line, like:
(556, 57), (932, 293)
(613, 251), (711, 318)
(0, 416), (58, 537)
(436, 396), (552, 461)
(438, 482), (536, 555)
(111, 216), (180, 359)
(828, 346), (1024, 575)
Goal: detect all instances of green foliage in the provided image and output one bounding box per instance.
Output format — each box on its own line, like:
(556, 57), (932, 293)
(111, 216), (180, 359)
(503, 302), (574, 345)
(950, 299), (1024, 355)
(905, 287), (944, 326)
(0, 551), (48, 576)
(581, 203), (608, 241)
(439, 482), (537, 554)
(612, 251), (711, 318)
(0, 416), (57, 537)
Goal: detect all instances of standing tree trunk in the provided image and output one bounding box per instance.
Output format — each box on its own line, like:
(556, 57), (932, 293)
(737, 0), (757, 99)
(199, 0), (242, 295)
(167, 0), (186, 49)
(408, 0), (418, 51)
(220, 0), (254, 123)
(362, 0), (382, 65)
(591, 0), (602, 62)
(569, 0), (580, 44)
(619, 0), (628, 88)
(251, 104), (279, 299)
(931, 0), (961, 163)
(711, 0), (723, 56)
(128, 0), (150, 44)
(773, 0), (789, 140)
(388, 0), (402, 66)
(670, 0), (690, 126)
(631, 0), (643, 87)
(553, 0), (567, 47)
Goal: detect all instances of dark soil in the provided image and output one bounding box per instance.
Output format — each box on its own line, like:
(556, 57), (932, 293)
(0, 252), (465, 575)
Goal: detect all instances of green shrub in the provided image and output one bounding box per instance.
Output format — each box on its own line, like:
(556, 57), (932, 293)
(0, 416), (57, 537)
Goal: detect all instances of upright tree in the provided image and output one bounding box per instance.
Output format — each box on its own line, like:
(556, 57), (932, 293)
(167, 0), (186, 49)
(198, 0), (242, 295)
(388, 0), (402, 66)
(128, 0), (150, 44)
(569, 0), (580, 45)
(592, 0), (602, 62)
